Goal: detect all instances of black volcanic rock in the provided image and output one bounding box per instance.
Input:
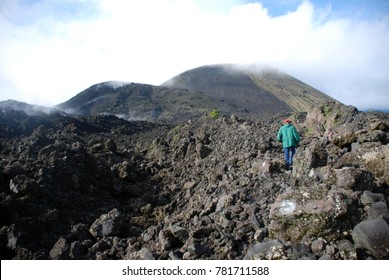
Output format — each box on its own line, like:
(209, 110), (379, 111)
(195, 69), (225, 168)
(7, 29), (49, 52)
(0, 102), (388, 260)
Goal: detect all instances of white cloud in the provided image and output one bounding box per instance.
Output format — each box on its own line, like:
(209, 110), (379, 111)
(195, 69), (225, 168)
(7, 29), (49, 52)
(0, 0), (388, 110)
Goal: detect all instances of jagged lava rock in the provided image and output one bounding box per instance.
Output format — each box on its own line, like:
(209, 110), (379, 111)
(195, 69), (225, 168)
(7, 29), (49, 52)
(1, 102), (389, 260)
(352, 218), (389, 259)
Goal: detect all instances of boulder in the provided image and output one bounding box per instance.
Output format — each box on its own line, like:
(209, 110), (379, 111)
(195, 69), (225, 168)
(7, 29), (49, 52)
(244, 240), (286, 260)
(268, 184), (359, 243)
(49, 237), (70, 260)
(360, 191), (385, 206)
(292, 139), (328, 177)
(251, 159), (280, 174)
(125, 247), (155, 260)
(304, 102), (359, 139)
(361, 145), (389, 185)
(89, 209), (123, 240)
(332, 128), (358, 148)
(352, 218), (389, 259)
(366, 202), (389, 219)
(334, 167), (376, 191)
(337, 239), (357, 260)
(370, 121), (389, 132)
(358, 130), (387, 143)
(311, 239), (325, 254)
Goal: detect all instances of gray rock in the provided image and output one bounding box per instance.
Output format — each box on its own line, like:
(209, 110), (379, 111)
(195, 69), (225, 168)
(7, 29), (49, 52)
(360, 191), (385, 206)
(89, 208), (123, 240)
(311, 239), (325, 254)
(244, 240), (286, 260)
(6, 225), (18, 250)
(49, 237), (70, 260)
(1, 102), (389, 261)
(168, 250), (183, 260)
(334, 167), (376, 191)
(252, 160), (272, 174)
(170, 225), (189, 242)
(187, 242), (207, 256)
(352, 218), (389, 258)
(319, 254), (333, 260)
(286, 243), (313, 260)
(126, 248), (155, 260)
(370, 121), (389, 132)
(142, 225), (158, 242)
(361, 145), (389, 185)
(332, 129), (358, 148)
(366, 201), (389, 219)
(337, 239), (357, 260)
(268, 184), (357, 243)
(293, 139), (328, 177)
(326, 244), (336, 256)
(358, 130), (387, 143)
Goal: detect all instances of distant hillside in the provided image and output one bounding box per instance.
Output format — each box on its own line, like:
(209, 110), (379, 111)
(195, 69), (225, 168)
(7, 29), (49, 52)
(162, 64), (337, 113)
(57, 64), (338, 122)
(56, 82), (243, 123)
(0, 99), (60, 115)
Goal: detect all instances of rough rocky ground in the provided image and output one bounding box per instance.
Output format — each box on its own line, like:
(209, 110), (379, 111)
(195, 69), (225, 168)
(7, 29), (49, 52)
(0, 102), (388, 260)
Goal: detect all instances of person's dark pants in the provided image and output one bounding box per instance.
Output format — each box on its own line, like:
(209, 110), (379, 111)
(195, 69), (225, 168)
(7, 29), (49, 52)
(283, 147), (296, 168)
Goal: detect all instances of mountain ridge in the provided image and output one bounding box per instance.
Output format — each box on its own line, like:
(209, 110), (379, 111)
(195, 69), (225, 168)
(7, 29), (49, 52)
(56, 81), (245, 122)
(55, 64), (338, 122)
(162, 64), (337, 114)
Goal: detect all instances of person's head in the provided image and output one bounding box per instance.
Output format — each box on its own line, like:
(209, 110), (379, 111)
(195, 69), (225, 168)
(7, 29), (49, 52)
(284, 119), (292, 124)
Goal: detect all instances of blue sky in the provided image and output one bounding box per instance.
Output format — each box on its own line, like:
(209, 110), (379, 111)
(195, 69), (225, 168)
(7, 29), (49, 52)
(0, 0), (388, 110)
(253, 0), (389, 17)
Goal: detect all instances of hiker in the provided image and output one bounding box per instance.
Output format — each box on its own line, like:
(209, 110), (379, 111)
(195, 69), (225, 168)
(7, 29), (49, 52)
(277, 119), (301, 170)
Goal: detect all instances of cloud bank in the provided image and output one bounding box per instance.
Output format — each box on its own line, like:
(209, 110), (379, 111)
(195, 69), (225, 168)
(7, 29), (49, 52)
(0, 0), (388, 110)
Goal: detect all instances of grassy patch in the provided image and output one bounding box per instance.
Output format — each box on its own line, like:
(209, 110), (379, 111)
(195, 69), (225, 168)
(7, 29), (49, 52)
(210, 109), (220, 119)
(321, 104), (332, 117)
(168, 125), (182, 144)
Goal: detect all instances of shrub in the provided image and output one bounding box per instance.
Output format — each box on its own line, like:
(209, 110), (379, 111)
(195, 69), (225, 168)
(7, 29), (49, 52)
(321, 104), (332, 117)
(210, 109), (220, 119)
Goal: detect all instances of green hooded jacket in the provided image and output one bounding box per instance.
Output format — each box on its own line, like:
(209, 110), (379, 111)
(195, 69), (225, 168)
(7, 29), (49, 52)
(277, 123), (301, 148)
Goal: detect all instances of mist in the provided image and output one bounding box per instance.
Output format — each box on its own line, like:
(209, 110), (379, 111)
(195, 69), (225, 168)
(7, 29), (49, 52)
(0, 100), (60, 116)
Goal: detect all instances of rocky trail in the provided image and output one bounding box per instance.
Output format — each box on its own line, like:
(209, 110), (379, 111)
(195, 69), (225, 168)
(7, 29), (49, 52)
(0, 102), (388, 259)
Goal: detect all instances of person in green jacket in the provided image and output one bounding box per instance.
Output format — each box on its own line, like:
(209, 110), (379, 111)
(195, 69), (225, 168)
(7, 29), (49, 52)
(277, 119), (301, 170)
